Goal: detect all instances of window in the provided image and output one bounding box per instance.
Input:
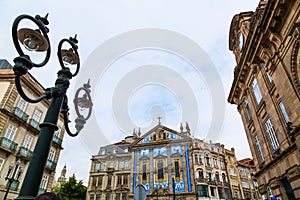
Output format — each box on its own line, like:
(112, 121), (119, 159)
(157, 161), (164, 179)
(197, 185), (209, 197)
(32, 109), (42, 122)
(254, 135), (265, 162)
(96, 193), (101, 200)
(243, 98), (252, 121)
(194, 154), (202, 164)
(113, 148), (117, 154)
(107, 175), (112, 187)
(281, 178), (296, 200)
(142, 164), (147, 181)
(262, 63), (272, 83)
(174, 160), (180, 178)
(105, 193), (110, 200)
(197, 169), (204, 179)
(109, 161), (114, 169)
(98, 176), (103, 186)
(23, 134), (32, 149)
(90, 194), (95, 200)
(213, 158), (218, 168)
(5, 124), (17, 140)
(215, 172), (220, 182)
(279, 101), (290, 123)
(0, 158), (4, 171)
(116, 193), (120, 200)
(40, 175), (49, 189)
(122, 193), (127, 200)
(123, 174), (128, 185)
(54, 129), (60, 137)
(245, 192), (251, 199)
(17, 98), (27, 111)
(225, 188), (232, 199)
(218, 187), (224, 199)
(242, 181), (249, 188)
(119, 161), (124, 170)
(100, 162), (105, 171)
(94, 163), (100, 172)
(229, 167), (236, 176)
(220, 160), (225, 169)
(222, 173), (227, 183)
(92, 177), (97, 186)
(194, 141), (198, 147)
(252, 78), (263, 104)
(205, 154), (211, 167)
(208, 172), (212, 182)
(210, 187), (216, 197)
(264, 118), (280, 152)
(117, 175), (122, 185)
(48, 149), (56, 161)
(124, 160), (129, 169)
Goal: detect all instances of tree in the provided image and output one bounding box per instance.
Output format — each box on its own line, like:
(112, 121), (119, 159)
(53, 174), (87, 200)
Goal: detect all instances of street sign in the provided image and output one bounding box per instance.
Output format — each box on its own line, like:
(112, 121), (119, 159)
(134, 184), (146, 200)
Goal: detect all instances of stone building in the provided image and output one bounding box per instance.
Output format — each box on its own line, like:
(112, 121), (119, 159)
(192, 138), (231, 199)
(228, 0), (300, 199)
(87, 122), (197, 200)
(87, 137), (132, 200)
(222, 147), (260, 200)
(0, 59), (65, 199)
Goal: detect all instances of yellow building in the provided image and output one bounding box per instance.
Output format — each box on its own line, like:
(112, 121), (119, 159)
(228, 1), (300, 198)
(222, 147), (260, 200)
(0, 59), (65, 199)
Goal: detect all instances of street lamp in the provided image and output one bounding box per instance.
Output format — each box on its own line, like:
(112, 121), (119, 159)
(3, 159), (23, 200)
(11, 14), (93, 200)
(172, 172), (175, 200)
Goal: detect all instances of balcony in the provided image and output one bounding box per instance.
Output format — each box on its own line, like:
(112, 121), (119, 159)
(12, 107), (29, 123)
(29, 118), (40, 130)
(45, 159), (57, 171)
(53, 135), (62, 146)
(18, 146), (33, 159)
(0, 137), (18, 153)
(7, 180), (19, 191)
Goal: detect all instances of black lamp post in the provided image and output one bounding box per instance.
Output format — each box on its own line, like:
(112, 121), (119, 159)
(172, 172), (175, 200)
(11, 14), (93, 200)
(3, 159), (23, 200)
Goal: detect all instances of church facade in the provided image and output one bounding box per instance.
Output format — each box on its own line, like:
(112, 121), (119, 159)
(129, 122), (196, 200)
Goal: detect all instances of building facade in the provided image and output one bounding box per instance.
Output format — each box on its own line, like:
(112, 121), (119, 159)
(87, 122), (197, 200)
(192, 138), (231, 199)
(222, 147), (259, 200)
(228, 0), (300, 199)
(0, 59), (65, 199)
(129, 123), (196, 200)
(87, 138), (132, 200)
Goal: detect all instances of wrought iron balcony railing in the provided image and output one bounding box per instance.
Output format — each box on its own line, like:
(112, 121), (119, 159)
(12, 107), (29, 123)
(46, 159), (57, 170)
(29, 118), (40, 130)
(52, 135), (62, 146)
(18, 146), (33, 159)
(0, 137), (18, 152)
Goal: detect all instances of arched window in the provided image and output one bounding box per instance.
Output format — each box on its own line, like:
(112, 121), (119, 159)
(196, 168), (204, 179)
(215, 172), (220, 182)
(222, 173), (227, 183)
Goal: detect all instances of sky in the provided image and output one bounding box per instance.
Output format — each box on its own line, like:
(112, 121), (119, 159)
(0, 0), (259, 185)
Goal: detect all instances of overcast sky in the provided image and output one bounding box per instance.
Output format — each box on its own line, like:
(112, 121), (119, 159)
(1, 0), (259, 185)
